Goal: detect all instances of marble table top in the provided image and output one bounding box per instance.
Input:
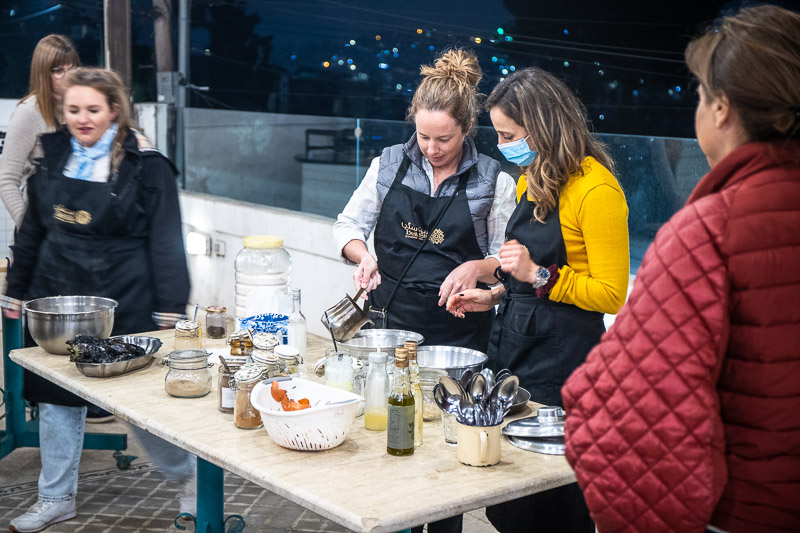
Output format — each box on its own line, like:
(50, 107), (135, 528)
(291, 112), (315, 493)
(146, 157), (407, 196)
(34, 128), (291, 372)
(10, 330), (576, 533)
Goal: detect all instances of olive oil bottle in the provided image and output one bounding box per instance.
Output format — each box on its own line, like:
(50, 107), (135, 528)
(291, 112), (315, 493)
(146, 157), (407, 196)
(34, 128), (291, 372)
(405, 340), (423, 447)
(387, 348), (415, 456)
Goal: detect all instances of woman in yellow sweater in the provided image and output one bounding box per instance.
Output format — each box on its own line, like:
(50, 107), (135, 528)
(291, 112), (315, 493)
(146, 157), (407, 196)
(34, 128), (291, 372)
(447, 67), (629, 532)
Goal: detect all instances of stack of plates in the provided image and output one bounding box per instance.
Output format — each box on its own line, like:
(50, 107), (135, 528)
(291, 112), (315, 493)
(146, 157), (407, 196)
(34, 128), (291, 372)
(503, 406), (565, 455)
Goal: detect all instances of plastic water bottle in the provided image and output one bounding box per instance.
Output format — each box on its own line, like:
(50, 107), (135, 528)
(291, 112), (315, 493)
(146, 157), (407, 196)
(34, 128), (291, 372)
(234, 235), (292, 321)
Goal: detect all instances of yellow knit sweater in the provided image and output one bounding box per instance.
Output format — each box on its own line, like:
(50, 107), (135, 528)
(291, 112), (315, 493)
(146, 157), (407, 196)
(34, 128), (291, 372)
(516, 157), (629, 314)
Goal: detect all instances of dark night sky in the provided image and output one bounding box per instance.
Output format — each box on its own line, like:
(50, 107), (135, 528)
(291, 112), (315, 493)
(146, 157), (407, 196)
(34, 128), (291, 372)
(2, 0), (799, 137)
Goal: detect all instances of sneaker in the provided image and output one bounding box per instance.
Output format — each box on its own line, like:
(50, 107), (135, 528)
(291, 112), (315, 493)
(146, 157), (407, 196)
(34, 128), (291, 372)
(85, 404), (114, 424)
(9, 498), (77, 533)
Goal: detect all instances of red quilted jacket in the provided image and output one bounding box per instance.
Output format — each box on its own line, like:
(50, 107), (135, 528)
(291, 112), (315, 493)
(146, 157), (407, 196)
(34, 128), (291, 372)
(562, 141), (800, 533)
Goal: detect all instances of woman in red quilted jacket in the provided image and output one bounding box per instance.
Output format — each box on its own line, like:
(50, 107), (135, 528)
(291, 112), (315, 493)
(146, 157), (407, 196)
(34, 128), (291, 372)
(562, 5), (800, 533)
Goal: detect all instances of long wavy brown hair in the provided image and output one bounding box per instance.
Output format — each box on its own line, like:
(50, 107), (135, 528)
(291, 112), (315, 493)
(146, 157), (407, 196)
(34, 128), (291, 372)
(486, 68), (615, 222)
(24, 34), (80, 129)
(62, 68), (135, 174)
(686, 4), (800, 143)
(407, 48), (482, 136)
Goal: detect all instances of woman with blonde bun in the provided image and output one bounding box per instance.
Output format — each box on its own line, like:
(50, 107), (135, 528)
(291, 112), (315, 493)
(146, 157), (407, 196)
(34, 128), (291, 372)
(333, 49), (515, 357)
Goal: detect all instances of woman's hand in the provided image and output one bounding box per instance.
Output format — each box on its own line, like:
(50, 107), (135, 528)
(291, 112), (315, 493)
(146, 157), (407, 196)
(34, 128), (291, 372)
(438, 260), (480, 306)
(499, 239), (538, 284)
(2, 307), (21, 319)
(446, 288), (497, 318)
(354, 254), (381, 299)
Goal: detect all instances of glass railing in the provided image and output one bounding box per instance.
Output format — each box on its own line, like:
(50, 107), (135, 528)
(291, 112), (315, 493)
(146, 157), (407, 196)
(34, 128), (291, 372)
(183, 109), (709, 273)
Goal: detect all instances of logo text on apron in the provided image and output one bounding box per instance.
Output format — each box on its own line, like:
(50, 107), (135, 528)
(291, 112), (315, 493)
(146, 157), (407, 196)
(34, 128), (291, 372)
(400, 221), (445, 244)
(53, 204), (92, 225)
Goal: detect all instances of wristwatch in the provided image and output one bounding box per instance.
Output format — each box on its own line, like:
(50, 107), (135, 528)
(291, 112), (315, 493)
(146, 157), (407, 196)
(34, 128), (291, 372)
(532, 265), (551, 289)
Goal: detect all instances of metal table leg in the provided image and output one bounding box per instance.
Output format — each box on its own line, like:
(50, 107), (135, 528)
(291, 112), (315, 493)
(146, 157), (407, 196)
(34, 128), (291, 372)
(1, 315), (127, 460)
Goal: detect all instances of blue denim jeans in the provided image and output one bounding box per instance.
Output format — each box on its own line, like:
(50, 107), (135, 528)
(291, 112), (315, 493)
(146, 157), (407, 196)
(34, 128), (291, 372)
(38, 403), (86, 501)
(128, 424), (196, 482)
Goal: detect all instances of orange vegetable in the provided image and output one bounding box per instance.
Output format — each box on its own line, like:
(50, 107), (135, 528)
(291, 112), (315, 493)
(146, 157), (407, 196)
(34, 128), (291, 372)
(271, 380), (311, 411)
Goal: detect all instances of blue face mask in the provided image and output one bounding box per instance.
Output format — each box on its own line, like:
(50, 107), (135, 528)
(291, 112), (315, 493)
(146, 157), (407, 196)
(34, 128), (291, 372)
(498, 136), (538, 166)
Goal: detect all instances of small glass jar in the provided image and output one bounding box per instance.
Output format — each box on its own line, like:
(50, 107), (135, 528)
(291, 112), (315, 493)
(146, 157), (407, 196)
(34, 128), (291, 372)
(325, 351), (354, 391)
(275, 345), (303, 375)
(217, 359), (243, 413)
(174, 320), (202, 351)
(228, 331), (253, 358)
(232, 364), (266, 429)
(419, 368), (448, 421)
(252, 332), (280, 353)
(206, 306), (227, 339)
(163, 349), (212, 398)
(252, 350), (283, 377)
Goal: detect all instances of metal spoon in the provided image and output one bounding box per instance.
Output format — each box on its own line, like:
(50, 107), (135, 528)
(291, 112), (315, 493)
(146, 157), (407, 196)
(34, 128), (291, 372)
(495, 369), (512, 384)
(440, 375), (466, 400)
(433, 383), (462, 420)
(459, 368), (474, 389)
(493, 375), (519, 424)
(480, 368), (495, 395)
(469, 373), (489, 426)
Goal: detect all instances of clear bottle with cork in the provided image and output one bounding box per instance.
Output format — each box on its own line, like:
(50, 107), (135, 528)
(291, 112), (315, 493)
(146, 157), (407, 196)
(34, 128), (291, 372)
(405, 340), (423, 447)
(286, 288), (307, 374)
(387, 348), (415, 456)
(364, 350), (389, 431)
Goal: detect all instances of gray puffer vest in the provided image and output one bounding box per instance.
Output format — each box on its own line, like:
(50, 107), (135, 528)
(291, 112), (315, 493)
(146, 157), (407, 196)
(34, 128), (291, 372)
(376, 135), (502, 255)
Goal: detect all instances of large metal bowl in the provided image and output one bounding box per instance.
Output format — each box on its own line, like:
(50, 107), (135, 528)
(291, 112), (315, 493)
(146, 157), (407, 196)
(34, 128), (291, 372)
(339, 329), (424, 359)
(417, 345), (487, 380)
(25, 296), (117, 355)
(74, 335), (163, 378)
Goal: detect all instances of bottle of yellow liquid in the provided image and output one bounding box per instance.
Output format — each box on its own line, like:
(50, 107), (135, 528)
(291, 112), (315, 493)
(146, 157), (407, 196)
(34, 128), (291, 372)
(405, 341), (423, 447)
(387, 349), (415, 455)
(364, 350), (389, 431)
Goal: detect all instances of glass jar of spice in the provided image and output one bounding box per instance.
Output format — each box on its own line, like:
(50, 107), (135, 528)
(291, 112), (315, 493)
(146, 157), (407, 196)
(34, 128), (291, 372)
(206, 306), (227, 339)
(232, 364), (266, 429)
(252, 350), (283, 377)
(164, 349), (213, 398)
(217, 356), (243, 413)
(174, 320), (202, 351)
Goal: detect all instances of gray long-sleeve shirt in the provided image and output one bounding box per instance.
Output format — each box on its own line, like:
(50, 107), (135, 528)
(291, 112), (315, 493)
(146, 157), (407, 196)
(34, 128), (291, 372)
(0, 96), (50, 227)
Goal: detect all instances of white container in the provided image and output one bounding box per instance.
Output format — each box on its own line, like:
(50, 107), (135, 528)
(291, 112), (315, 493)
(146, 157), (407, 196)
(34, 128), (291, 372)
(234, 235), (292, 321)
(250, 377), (363, 451)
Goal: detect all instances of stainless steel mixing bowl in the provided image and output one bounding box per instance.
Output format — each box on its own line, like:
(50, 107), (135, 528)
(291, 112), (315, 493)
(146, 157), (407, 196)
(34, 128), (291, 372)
(416, 345), (487, 380)
(24, 296), (117, 355)
(339, 328), (425, 359)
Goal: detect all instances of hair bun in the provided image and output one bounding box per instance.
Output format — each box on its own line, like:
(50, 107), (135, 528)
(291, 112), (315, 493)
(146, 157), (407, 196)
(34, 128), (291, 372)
(420, 49), (482, 91)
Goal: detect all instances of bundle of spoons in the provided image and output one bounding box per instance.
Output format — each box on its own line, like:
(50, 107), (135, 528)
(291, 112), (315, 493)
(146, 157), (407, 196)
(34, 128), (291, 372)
(432, 368), (519, 426)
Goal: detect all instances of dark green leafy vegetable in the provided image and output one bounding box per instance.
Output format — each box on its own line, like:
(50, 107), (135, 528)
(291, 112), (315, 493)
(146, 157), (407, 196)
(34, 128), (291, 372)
(67, 335), (146, 363)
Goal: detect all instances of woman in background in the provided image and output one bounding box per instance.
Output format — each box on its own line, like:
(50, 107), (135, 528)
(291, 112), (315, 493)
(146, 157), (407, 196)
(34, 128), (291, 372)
(0, 34), (79, 228)
(448, 67), (629, 533)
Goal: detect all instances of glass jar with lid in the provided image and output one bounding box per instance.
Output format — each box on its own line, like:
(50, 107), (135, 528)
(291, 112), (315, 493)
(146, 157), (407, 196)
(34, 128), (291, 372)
(206, 306), (227, 339)
(234, 235), (292, 321)
(232, 364), (266, 429)
(275, 345), (303, 376)
(174, 320), (202, 351)
(163, 349), (213, 398)
(217, 357), (243, 413)
(419, 368), (448, 421)
(251, 349), (283, 377)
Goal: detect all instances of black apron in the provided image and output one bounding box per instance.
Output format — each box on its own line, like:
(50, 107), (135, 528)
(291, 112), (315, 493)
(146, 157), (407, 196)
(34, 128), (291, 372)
(487, 193), (605, 407)
(23, 158), (157, 406)
(368, 156), (495, 352)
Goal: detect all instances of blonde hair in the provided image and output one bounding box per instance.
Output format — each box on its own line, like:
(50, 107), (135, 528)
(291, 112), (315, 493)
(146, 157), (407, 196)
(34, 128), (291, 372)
(63, 68), (135, 174)
(486, 67), (615, 222)
(24, 34), (80, 129)
(686, 4), (800, 142)
(407, 49), (482, 136)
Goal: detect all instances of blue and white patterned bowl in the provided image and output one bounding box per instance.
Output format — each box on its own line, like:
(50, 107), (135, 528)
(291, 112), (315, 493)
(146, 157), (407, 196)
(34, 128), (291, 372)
(239, 313), (289, 337)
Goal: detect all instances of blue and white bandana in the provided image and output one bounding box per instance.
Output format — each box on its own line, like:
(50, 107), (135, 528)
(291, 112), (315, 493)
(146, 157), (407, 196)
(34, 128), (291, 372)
(66, 123), (118, 181)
